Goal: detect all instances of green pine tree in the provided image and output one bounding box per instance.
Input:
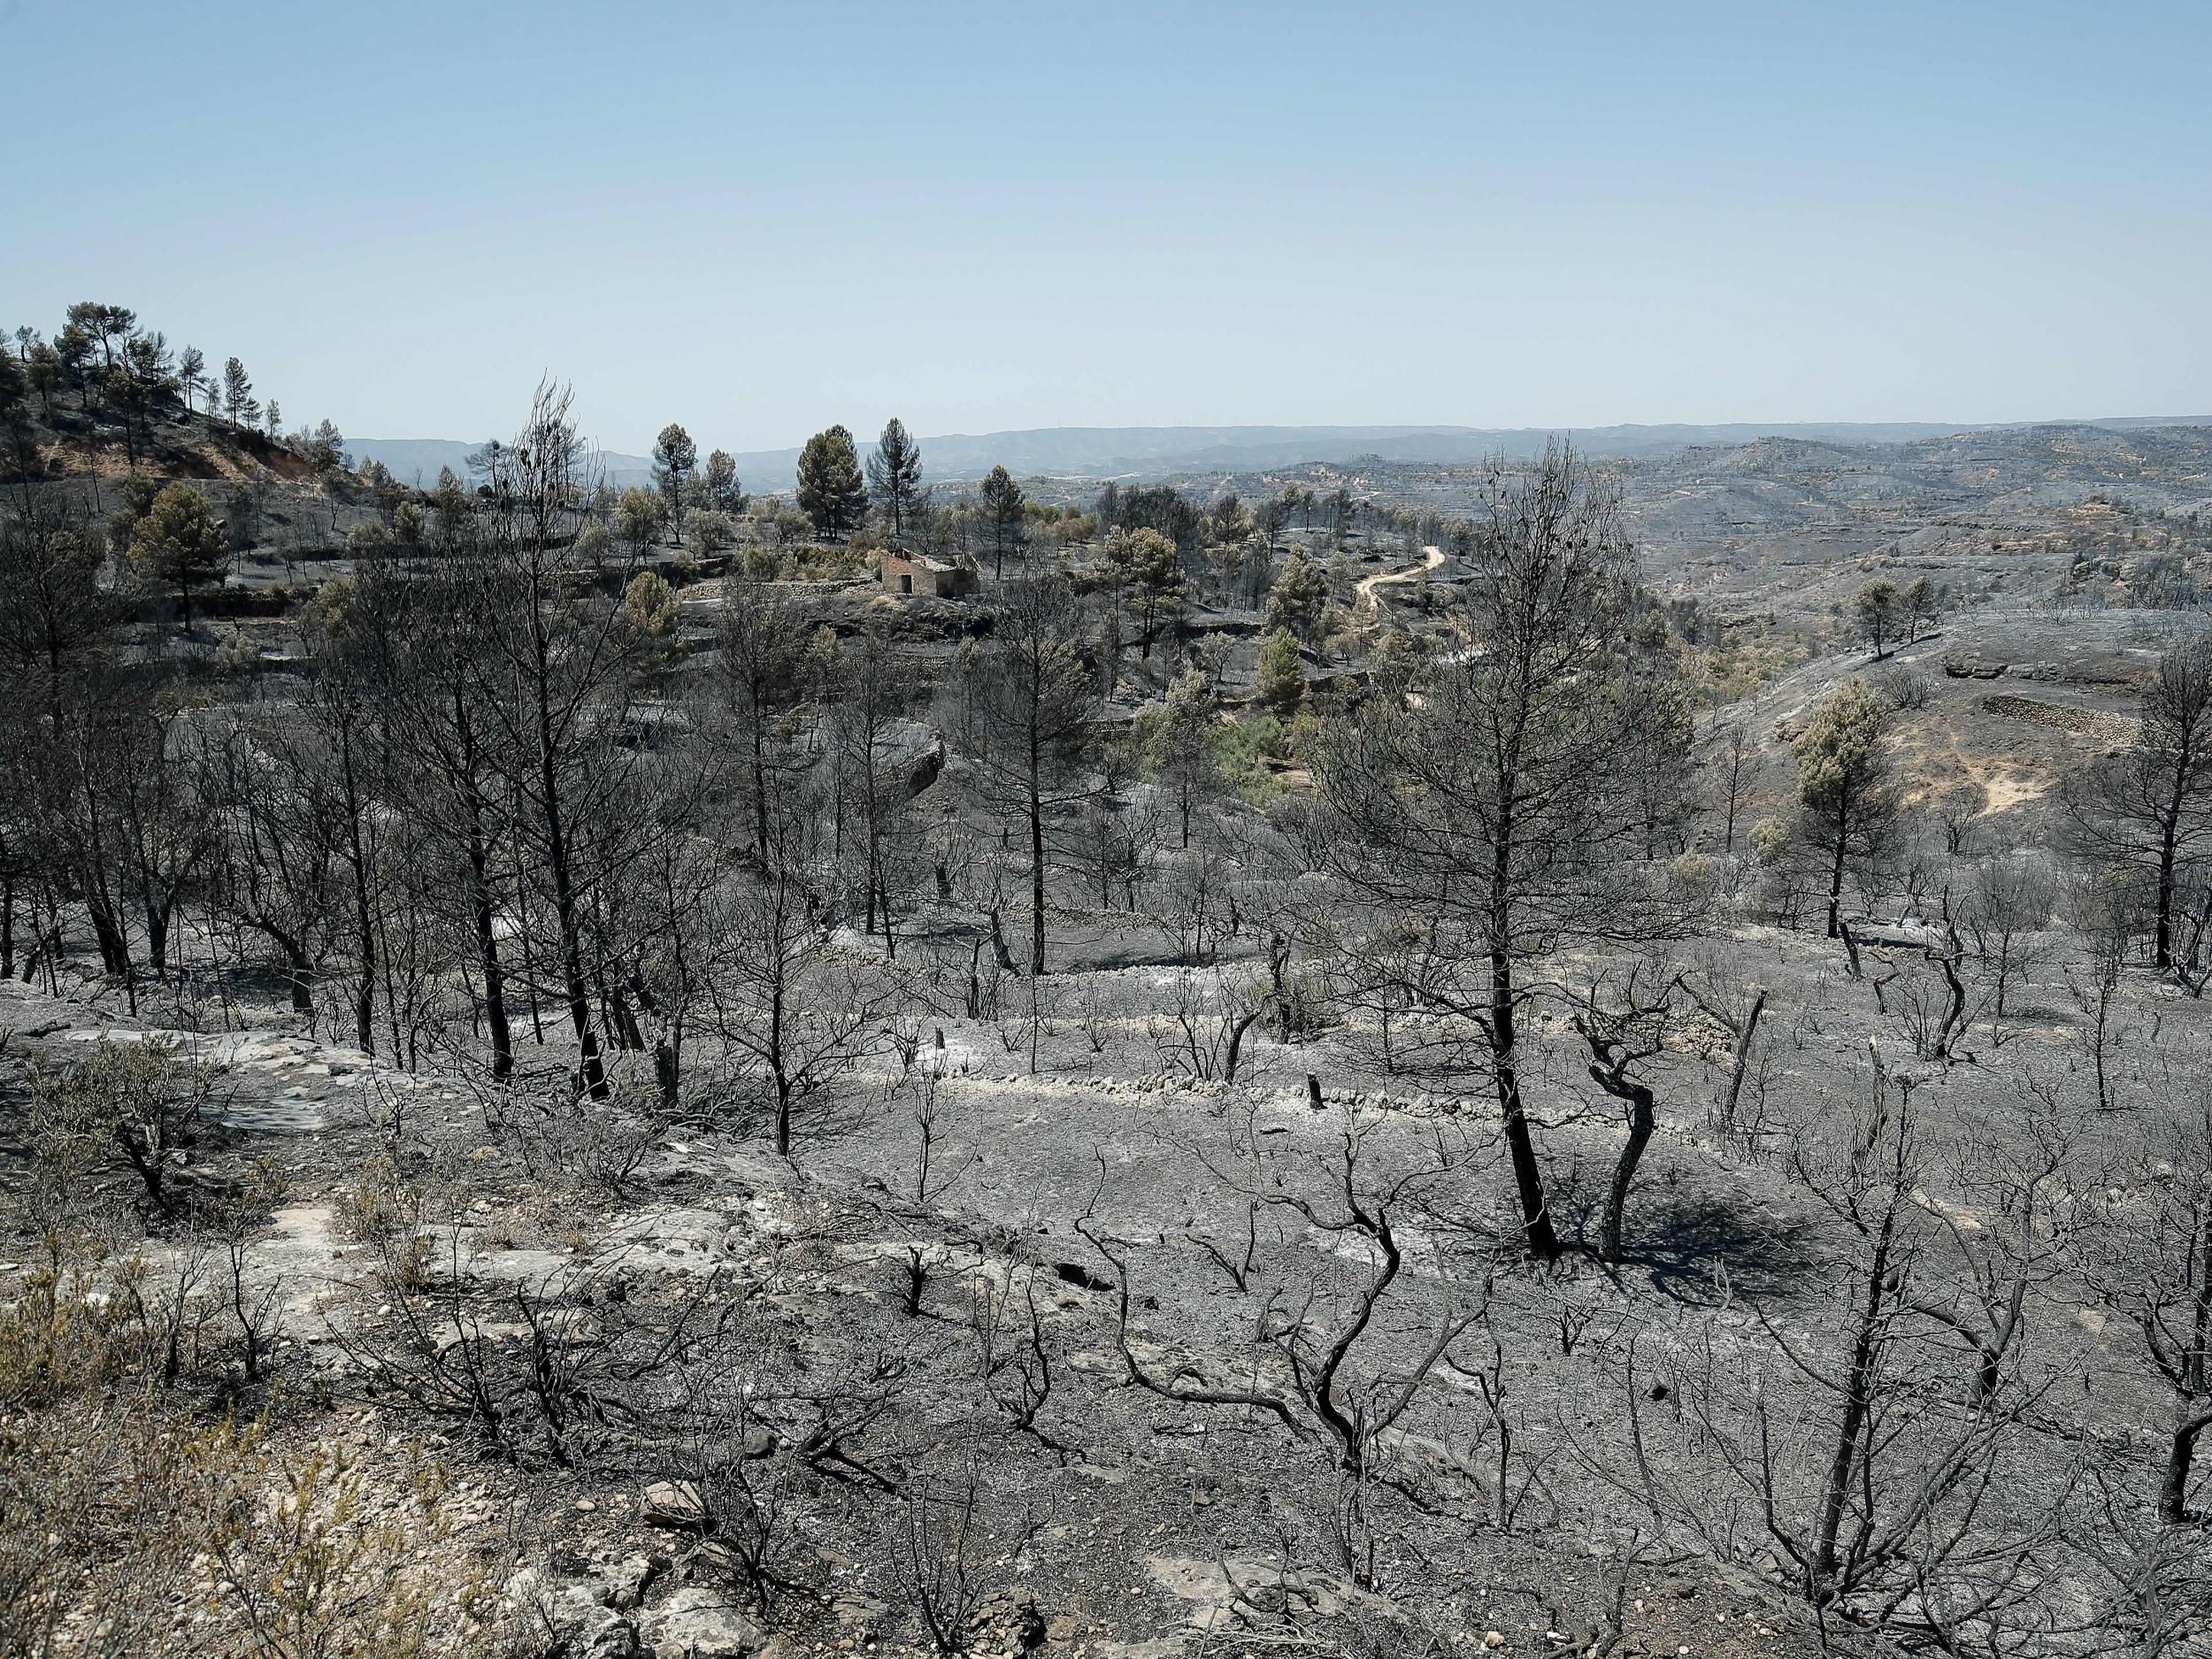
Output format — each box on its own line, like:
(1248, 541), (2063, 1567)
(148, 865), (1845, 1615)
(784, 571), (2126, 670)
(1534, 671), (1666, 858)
(654, 423), (698, 524)
(1256, 626), (1305, 717)
(865, 416), (924, 541)
(129, 481), (229, 631)
(1267, 546), (1330, 645)
(797, 425), (868, 540)
(1795, 680), (1894, 940)
(1102, 526), (1187, 657)
(980, 465), (1026, 578)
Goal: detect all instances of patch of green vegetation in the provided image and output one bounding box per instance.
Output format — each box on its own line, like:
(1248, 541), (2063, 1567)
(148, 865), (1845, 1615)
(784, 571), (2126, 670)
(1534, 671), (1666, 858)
(1210, 710), (1317, 804)
(1686, 634), (1809, 703)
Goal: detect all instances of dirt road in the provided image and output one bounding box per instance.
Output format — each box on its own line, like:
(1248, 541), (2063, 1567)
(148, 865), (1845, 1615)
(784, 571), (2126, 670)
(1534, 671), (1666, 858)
(1356, 542), (1443, 609)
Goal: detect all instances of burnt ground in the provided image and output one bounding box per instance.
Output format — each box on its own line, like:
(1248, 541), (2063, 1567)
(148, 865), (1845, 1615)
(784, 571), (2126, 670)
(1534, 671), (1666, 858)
(5, 831), (2206, 1659)
(7, 408), (2212, 1655)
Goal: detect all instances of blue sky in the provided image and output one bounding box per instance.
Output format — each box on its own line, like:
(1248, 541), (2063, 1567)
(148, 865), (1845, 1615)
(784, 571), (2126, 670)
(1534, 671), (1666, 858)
(4, 0), (2207, 453)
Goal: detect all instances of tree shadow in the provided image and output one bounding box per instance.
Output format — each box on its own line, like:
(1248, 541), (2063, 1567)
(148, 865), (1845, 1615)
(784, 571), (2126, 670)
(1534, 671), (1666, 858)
(1613, 1187), (1828, 1305)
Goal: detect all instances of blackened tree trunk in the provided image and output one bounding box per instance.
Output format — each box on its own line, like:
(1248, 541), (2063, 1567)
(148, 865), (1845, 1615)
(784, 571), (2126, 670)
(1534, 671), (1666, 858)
(536, 691), (607, 1101)
(1811, 1197), (1900, 1594)
(1597, 1076), (1655, 1265)
(1825, 797), (1850, 941)
(1719, 988), (1767, 1129)
(2156, 777), (2183, 971)
(2161, 1406), (2212, 1525)
(339, 724), (377, 1054)
(88, 903), (130, 978)
(1028, 716), (1047, 978)
(283, 941), (314, 1014)
(142, 896), (171, 982)
(1490, 943), (1557, 1261)
(466, 820), (512, 1081)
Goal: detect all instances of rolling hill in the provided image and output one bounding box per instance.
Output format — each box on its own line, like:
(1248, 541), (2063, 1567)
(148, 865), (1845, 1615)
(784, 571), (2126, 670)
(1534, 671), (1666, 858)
(347, 415), (2212, 492)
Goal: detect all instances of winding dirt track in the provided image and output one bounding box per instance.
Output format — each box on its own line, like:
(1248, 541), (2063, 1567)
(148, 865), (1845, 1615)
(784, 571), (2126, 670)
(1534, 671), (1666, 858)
(1355, 542), (1444, 609)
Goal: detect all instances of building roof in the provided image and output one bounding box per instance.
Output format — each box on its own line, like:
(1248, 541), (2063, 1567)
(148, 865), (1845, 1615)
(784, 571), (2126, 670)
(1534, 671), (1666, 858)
(885, 548), (964, 573)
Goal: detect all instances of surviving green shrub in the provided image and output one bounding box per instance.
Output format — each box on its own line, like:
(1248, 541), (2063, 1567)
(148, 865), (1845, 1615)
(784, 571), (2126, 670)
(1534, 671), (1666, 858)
(335, 1155), (432, 1295)
(28, 1041), (223, 1221)
(1749, 815), (1791, 866)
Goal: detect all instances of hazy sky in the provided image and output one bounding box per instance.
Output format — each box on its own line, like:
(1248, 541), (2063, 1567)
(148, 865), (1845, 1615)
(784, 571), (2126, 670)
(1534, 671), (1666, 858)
(6, 0), (2208, 454)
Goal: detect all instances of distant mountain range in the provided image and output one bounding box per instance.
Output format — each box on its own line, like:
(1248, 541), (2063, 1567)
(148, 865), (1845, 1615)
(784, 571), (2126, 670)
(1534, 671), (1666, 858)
(336, 439), (663, 488)
(346, 417), (2212, 492)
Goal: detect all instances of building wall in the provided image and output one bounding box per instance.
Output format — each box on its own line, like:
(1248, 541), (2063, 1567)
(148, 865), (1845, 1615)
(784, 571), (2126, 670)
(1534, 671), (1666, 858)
(883, 555), (975, 597)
